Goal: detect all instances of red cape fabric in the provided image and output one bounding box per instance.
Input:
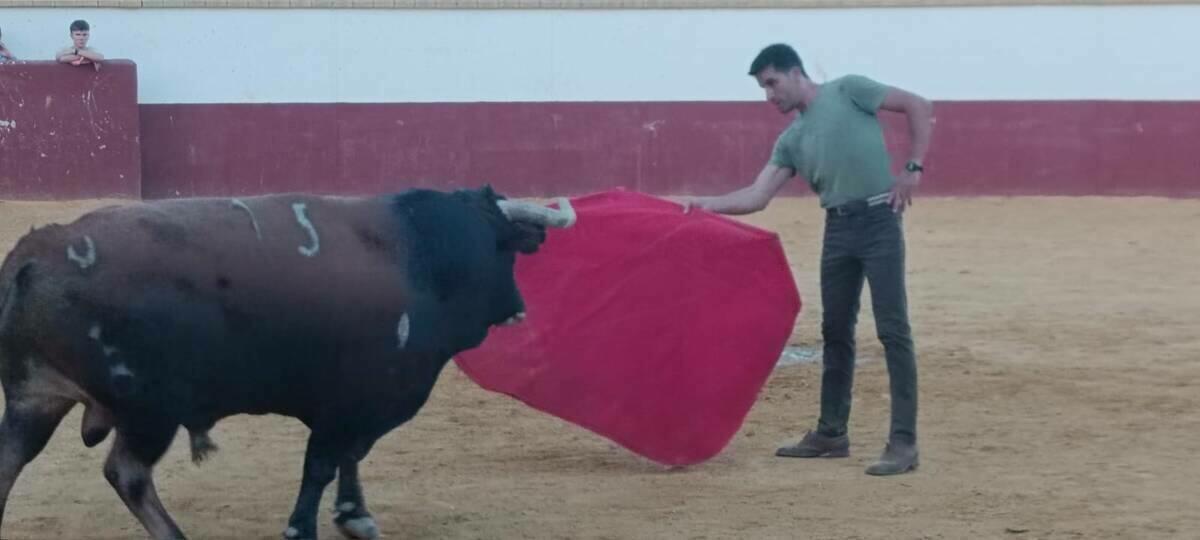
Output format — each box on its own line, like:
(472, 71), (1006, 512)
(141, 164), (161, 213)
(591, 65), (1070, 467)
(455, 190), (801, 467)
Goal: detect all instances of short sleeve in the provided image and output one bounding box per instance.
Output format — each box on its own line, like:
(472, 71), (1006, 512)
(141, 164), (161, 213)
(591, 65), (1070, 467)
(768, 126), (799, 172)
(840, 74), (890, 114)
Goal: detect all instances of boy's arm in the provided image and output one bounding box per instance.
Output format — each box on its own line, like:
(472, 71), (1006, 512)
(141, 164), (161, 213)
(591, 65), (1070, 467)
(76, 48), (104, 62)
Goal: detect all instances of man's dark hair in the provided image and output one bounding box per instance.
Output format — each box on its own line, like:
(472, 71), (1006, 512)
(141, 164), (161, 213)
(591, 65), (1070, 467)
(70, 20), (89, 32)
(749, 43), (807, 78)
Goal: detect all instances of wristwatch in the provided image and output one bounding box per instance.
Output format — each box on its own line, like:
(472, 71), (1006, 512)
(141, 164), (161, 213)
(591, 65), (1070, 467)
(904, 160), (924, 173)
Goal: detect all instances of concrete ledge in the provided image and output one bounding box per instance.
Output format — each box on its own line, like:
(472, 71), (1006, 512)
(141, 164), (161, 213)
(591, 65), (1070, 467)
(3, 0), (1197, 8)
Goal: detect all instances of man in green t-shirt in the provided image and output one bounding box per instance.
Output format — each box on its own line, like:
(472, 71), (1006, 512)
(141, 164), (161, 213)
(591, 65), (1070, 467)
(683, 43), (933, 476)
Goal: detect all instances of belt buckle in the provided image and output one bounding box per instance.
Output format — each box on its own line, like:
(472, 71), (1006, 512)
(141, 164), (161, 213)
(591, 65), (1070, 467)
(832, 200), (864, 216)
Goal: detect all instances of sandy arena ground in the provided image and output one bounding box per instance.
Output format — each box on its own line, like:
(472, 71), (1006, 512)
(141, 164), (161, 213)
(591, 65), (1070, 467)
(0, 196), (1198, 540)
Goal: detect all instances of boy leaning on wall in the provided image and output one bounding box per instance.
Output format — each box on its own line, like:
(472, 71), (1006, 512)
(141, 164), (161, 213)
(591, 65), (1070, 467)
(56, 19), (103, 71)
(0, 27), (16, 62)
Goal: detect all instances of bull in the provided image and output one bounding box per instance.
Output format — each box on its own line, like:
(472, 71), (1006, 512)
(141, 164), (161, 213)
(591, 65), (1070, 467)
(0, 185), (576, 540)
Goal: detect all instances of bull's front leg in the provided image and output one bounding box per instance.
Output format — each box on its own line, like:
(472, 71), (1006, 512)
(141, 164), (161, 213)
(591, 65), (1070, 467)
(283, 436), (340, 540)
(333, 459), (380, 540)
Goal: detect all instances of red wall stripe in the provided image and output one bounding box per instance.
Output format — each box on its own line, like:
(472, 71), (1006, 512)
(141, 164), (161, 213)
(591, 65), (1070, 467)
(138, 100), (1200, 200)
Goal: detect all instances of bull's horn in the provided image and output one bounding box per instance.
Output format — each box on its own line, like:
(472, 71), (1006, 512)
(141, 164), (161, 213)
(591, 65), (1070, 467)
(497, 198), (576, 228)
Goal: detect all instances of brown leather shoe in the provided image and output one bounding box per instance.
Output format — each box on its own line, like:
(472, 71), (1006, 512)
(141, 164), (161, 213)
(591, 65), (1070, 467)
(865, 441), (919, 476)
(775, 430), (850, 458)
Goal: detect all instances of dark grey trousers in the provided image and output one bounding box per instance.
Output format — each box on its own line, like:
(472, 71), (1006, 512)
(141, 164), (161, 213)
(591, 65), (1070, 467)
(816, 201), (918, 445)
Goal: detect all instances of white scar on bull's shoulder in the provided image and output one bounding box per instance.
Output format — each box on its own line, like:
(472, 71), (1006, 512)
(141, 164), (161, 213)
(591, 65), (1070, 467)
(291, 202), (320, 257)
(396, 313), (410, 350)
(230, 198), (263, 240)
(89, 323), (119, 357)
(66, 235), (96, 270)
(109, 362), (134, 379)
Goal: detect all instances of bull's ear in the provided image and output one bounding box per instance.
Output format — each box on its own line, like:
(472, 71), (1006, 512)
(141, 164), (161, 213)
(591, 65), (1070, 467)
(503, 221), (546, 254)
(481, 184), (500, 201)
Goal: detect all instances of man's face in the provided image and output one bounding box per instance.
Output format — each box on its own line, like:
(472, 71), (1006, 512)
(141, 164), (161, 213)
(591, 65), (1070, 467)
(72, 30), (89, 49)
(755, 66), (804, 113)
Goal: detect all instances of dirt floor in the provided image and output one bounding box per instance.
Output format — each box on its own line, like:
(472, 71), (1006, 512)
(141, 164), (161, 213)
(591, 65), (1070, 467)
(1, 196), (1198, 540)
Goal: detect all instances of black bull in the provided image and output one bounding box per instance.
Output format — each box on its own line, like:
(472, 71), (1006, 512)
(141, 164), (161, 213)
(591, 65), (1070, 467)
(0, 186), (575, 540)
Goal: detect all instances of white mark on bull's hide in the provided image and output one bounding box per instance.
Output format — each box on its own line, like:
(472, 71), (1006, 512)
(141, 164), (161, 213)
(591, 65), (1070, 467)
(396, 314), (410, 349)
(337, 501), (357, 513)
(500, 312), (526, 326)
(284, 526), (301, 539)
(67, 235), (97, 270)
(109, 363), (133, 378)
(89, 324), (118, 356)
(292, 203), (320, 257)
(230, 198), (263, 240)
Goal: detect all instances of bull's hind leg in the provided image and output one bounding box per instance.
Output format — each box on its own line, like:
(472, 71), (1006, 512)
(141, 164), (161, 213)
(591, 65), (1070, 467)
(0, 394), (74, 534)
(332, 450), (380, 540)
(104, 428), (187, 540)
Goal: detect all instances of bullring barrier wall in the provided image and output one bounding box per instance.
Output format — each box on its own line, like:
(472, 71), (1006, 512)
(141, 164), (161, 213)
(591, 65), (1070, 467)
(1, 4), (1197, 200)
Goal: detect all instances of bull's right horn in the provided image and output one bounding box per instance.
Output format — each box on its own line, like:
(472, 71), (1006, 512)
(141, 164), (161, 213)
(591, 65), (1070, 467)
(497, 198), (577, 228)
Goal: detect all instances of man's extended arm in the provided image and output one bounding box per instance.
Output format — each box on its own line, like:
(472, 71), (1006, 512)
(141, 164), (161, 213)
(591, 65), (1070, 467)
(682, 163), (794, 215)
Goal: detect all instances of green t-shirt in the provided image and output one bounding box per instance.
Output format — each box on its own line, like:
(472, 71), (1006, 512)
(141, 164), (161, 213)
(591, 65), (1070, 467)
(769, 74), (895, 208)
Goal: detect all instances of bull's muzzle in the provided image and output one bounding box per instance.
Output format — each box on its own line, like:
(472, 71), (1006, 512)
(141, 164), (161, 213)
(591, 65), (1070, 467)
(496, 198), (576, 228)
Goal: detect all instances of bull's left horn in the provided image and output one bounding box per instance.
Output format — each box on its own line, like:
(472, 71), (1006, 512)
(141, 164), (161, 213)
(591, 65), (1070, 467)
(497, 198), (577, 228)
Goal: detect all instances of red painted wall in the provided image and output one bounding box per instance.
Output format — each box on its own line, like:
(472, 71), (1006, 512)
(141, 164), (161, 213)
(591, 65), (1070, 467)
(0, 60), (141, 200)
(1, 80), (1195, 201)
(138, 100), (1200, 200)
(138, 102), (787, 199)
(888, 101), (1200, 197)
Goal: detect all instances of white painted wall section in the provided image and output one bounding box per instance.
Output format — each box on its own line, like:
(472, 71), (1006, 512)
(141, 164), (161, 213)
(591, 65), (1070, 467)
(1, 6), (1197, 103)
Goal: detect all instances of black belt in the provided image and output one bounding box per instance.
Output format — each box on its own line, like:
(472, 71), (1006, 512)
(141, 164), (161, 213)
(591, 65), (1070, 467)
(827, 195), (890, 217)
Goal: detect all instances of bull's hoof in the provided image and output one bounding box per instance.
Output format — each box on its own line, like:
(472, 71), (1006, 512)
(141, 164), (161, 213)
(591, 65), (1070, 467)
(334, 515), (380, 540)
(282, 525), (315, 540)
(334, 503), (380, 540)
